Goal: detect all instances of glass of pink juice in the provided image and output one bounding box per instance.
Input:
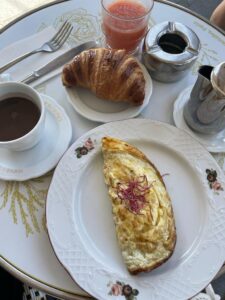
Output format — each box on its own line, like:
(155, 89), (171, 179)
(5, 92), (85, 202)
(101, 0), (154, 53)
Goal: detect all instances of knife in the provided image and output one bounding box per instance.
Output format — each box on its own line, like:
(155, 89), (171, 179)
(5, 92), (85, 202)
(21, 40), (99, 84)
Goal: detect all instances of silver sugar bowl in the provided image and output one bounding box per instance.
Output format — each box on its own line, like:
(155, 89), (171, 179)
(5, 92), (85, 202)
(142, 21), (201, 82)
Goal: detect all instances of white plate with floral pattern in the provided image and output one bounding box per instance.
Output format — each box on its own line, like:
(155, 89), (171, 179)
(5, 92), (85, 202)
(64, 63), (153, 123)
(0, 94), (72, 181)
(46, 119), (225, 300)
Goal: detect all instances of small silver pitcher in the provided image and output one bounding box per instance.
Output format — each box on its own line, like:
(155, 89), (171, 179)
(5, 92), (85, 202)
(183, 62), (225, 134)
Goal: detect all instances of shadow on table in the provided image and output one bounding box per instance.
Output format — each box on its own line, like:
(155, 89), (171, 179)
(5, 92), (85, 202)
(0, 266), (23, 299)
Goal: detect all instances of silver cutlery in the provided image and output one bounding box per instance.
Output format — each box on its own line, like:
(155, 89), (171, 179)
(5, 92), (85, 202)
(0, 21), (73, 73)
(21, 40), (99, 84)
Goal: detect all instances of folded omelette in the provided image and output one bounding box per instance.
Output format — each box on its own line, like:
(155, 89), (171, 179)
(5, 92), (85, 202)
(102, 137), (176, 275)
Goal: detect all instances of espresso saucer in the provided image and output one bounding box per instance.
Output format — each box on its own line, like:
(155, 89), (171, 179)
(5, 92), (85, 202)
(173, 86), (225, 153)
(0, 94), (72, 181)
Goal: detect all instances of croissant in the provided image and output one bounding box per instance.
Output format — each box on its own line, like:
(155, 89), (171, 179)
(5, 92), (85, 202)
(62, 48), (145, 106)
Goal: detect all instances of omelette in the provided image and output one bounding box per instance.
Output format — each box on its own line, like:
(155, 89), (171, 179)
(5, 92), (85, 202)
(102, 137), (176, 275)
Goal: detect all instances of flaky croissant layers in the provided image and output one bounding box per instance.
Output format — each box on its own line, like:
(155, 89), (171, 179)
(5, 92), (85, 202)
(62, 48), (146, 106)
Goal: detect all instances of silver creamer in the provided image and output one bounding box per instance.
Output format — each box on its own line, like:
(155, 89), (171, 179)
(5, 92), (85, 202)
(184, 62), (225, 134)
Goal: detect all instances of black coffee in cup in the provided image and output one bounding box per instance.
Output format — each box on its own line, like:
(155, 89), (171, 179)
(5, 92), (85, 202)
(0, 97), (40, 141)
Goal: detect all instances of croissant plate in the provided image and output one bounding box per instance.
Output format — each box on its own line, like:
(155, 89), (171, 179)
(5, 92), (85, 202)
(102, 136), (176, 275)
(62, 48), (146, 106)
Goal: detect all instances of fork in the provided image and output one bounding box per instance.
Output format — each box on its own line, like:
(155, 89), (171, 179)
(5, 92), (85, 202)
(0, 21), (73, 73)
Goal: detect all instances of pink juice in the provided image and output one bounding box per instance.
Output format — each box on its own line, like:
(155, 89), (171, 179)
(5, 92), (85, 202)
(103, 0), (152, 52)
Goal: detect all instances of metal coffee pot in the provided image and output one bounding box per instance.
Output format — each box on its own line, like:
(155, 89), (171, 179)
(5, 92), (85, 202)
(183, 62), (225, 134)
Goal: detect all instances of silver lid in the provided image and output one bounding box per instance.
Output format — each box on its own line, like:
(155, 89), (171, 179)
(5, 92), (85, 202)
(144, 21), (201, 65)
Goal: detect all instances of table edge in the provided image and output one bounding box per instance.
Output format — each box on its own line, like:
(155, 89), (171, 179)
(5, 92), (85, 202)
(0, 255), (93, 300)
(0, 0), (225, 299)
(0, 0), (224, 36)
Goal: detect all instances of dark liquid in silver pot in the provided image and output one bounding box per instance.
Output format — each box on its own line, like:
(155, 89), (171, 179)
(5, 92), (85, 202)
(0, 97), (40, 141)
(158, 33), (187, 54)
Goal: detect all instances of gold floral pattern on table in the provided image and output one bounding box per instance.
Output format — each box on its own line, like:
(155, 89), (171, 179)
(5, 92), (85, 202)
(0, 172), (52, 237)
(40, 8), (158, 48)
(36, 8), (101, 46)
(0, 0), (55, 29)
(54, 9), (101, 45)
(192, 42), (220, 75)
(193, 20), (225, 47)
(191, 20), (222, 75)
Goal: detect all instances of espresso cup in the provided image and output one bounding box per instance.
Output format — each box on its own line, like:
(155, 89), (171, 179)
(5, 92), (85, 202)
(0, 82), (45, 151)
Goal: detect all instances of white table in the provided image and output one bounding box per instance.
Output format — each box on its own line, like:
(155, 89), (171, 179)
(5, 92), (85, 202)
(0, 1), (225, 299)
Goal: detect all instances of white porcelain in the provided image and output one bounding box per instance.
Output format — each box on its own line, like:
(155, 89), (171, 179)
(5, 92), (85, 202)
(0, 82), (45, 151)
(0, 93), (72, 181)
(173, 86), (225, 153)
(1, 0), (225, 299)
(47, 119), (225, 300)
(64, 63), (153, 123)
